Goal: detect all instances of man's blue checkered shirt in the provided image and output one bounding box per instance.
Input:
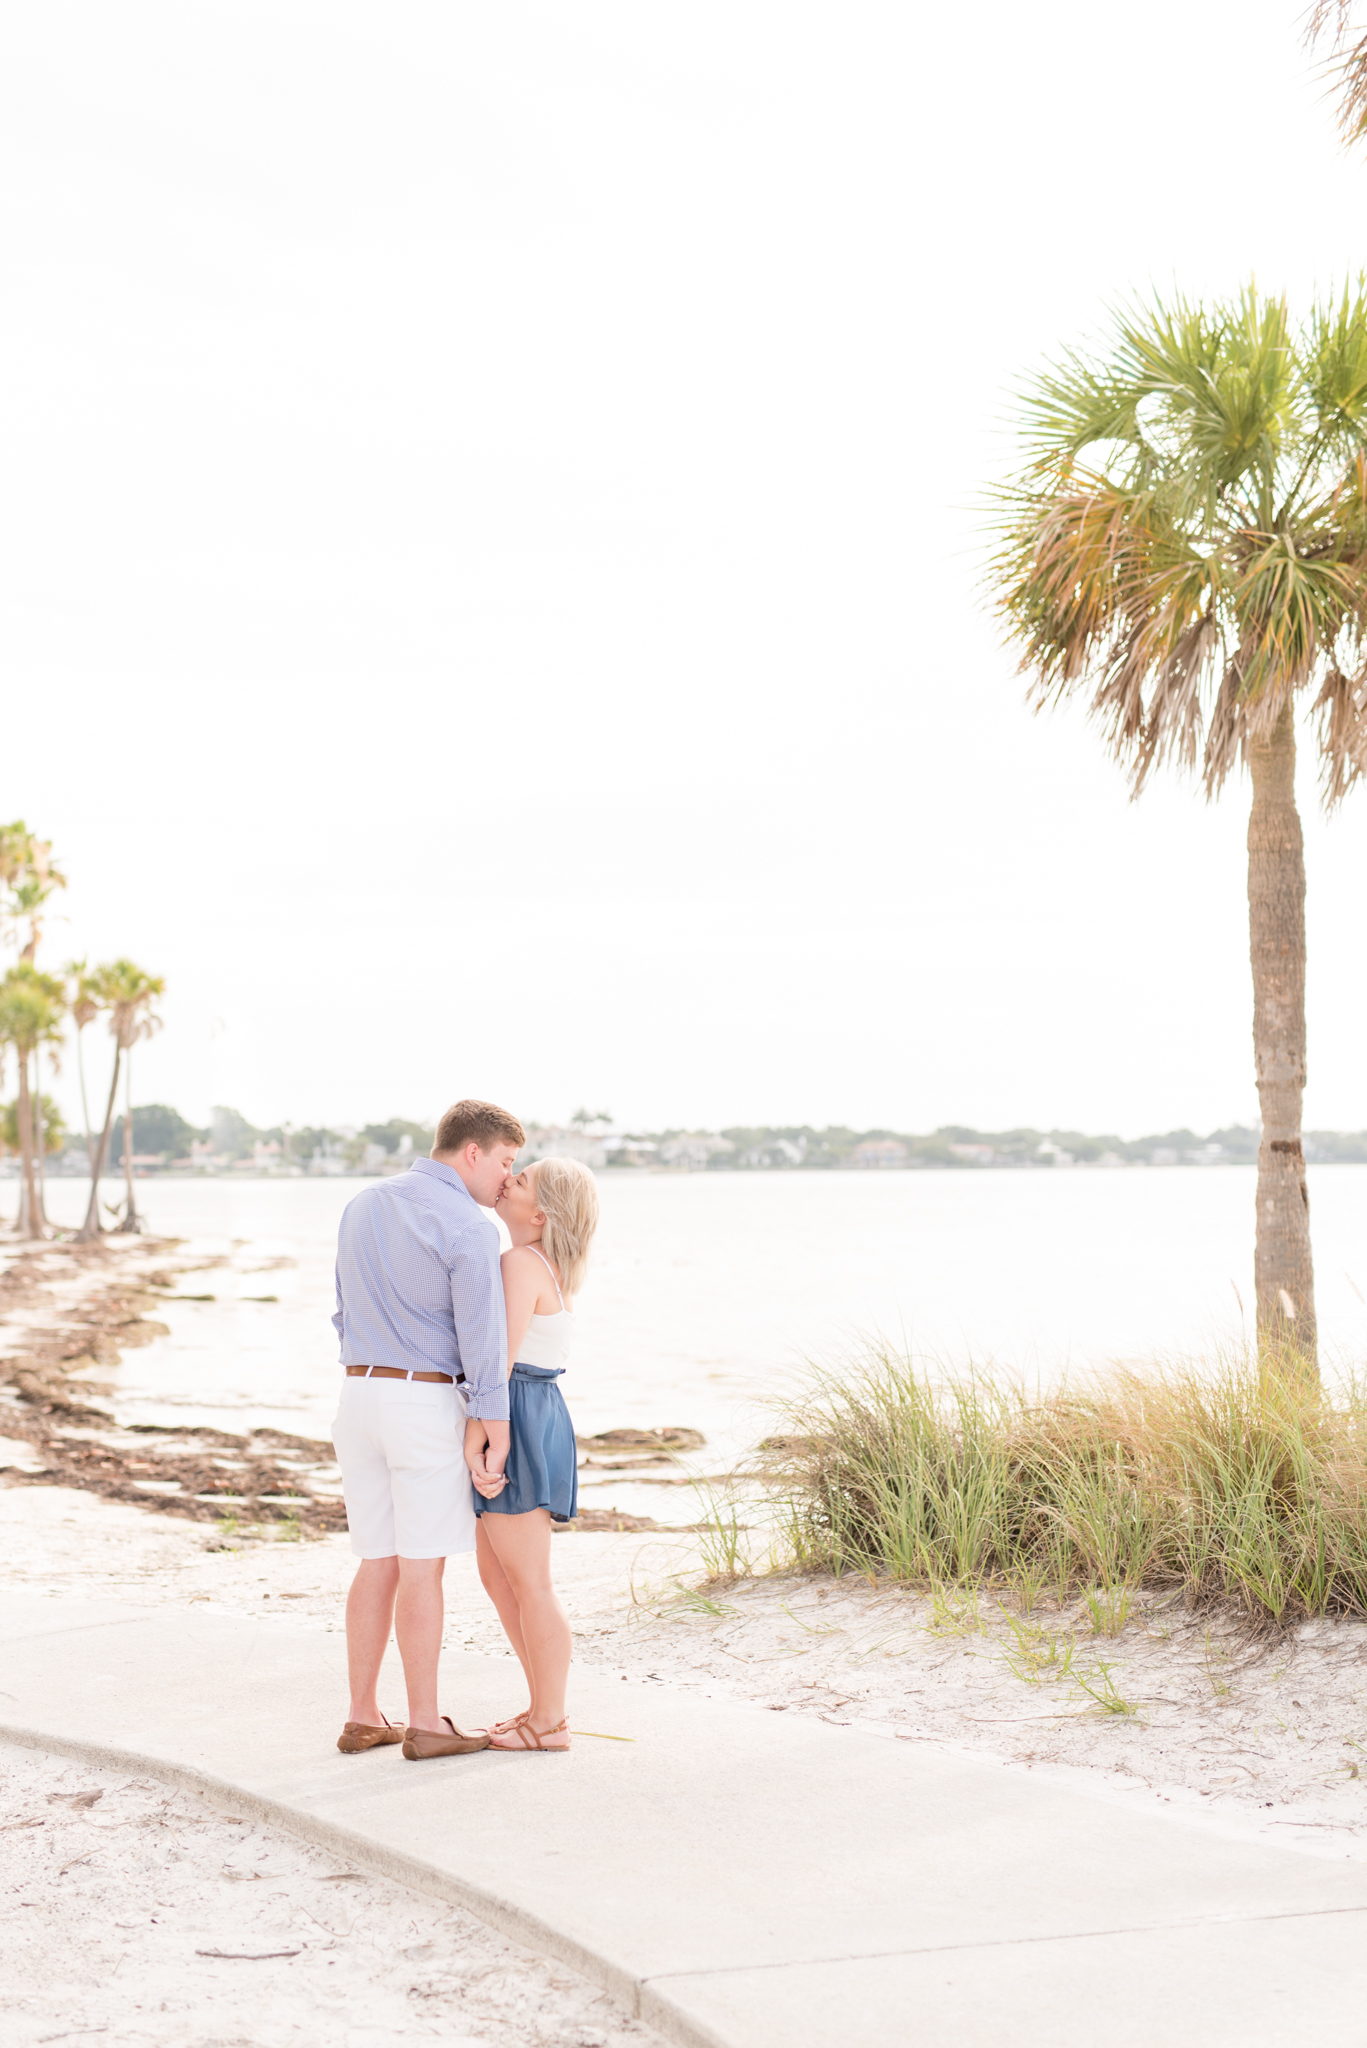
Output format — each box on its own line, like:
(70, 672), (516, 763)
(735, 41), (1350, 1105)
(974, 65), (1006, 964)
(332, 1156), (509, 1422)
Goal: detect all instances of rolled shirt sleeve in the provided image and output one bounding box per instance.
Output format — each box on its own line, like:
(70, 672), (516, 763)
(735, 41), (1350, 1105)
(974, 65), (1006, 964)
(451, 1226), (510, 1421)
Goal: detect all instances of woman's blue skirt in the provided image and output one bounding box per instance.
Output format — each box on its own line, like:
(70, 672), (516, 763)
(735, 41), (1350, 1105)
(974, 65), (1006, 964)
(474, 1364), (578, 1522)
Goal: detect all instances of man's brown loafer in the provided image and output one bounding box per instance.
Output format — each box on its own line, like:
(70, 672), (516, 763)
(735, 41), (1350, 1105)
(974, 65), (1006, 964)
(402, 1716), (491, 1760)
(337, 1718), (405, 1754)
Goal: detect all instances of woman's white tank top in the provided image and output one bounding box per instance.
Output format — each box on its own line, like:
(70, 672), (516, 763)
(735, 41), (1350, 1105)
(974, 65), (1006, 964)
(514, 1246), (575, 1371)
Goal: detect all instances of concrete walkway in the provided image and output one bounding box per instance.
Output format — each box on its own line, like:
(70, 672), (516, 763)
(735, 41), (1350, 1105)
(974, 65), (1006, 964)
(3, 1593), (1367, 2046)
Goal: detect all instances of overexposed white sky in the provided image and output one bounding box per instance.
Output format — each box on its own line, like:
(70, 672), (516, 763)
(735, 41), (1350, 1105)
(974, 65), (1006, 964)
(4, 0), (1366, 1138)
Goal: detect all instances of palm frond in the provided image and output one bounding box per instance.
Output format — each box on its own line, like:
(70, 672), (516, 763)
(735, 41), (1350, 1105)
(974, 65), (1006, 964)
(1299, 283), (1367, 449)
(987, 284), (1367, 808)
(1306, 3), (1367, 150)
(1233, 537), (1358, 686)
(1312, 658), (1367, 801)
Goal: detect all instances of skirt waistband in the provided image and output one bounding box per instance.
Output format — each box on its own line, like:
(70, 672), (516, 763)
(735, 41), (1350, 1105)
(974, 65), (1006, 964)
(511, 1363), (566, 1380)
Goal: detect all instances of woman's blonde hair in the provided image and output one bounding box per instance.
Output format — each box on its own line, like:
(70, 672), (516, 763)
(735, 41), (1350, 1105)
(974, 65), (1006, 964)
(531, 1155), (600, 1301)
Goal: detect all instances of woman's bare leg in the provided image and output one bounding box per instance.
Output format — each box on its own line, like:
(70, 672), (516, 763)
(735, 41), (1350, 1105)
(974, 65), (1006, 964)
(479, 1510), (571, 1744)
(476, 1516), (533, 1722)
(345, 1555), (400, 1724)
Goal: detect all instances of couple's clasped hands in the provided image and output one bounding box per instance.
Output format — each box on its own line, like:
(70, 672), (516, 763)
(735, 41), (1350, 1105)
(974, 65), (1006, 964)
(465, 1418), (509, 1500)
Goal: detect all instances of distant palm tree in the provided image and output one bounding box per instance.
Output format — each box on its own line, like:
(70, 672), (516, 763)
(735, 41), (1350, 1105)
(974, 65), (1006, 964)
(0, 822), (66, 963)
(1309, 5), (1367, 147)
(1, 1095), (66, 1158)
(0, 825), (66, 1229)
(65, 959), (100, 1176)
(78, 960), (165, 1240)
(988, 286), (1367, 1365)
(0, 966), (68, 1239)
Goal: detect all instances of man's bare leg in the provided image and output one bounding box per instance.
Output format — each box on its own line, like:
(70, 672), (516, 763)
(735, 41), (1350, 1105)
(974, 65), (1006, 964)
(395, 1556), (447, 1732)
(345, 1556), (400, 1724)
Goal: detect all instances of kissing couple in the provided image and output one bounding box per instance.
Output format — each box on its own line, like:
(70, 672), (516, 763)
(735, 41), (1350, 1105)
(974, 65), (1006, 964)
(329, 1098), (599, 1758)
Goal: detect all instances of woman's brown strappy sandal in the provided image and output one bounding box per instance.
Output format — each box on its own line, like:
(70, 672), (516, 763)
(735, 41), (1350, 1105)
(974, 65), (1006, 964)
(490, 1716), (570, 1752)
(487, 1710), (531, 1736)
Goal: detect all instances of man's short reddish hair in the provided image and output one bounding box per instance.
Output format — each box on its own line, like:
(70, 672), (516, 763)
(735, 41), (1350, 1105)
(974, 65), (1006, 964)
(433, 1099), (526, 1156)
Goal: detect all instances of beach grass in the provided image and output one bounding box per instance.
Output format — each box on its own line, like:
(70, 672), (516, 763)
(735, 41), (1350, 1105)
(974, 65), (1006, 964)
(766, 1340), (1367, 1624)
(691, 1478), (752, 1581)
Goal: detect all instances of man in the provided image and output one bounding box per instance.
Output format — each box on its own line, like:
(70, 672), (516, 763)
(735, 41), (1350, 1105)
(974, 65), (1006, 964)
(330, 1097), (524, 1760)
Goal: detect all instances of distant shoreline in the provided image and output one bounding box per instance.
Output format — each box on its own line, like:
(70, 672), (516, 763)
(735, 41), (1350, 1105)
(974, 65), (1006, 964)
(12, 1156), (1367, 1186)
(44, 1109), (1367, 1177)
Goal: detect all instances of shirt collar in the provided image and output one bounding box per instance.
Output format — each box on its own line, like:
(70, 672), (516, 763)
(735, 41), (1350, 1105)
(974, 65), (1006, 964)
(410, 1156), (476, 1203)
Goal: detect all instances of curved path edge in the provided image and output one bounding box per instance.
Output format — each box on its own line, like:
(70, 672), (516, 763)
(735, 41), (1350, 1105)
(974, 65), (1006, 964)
(0, 1718), (726, 2048)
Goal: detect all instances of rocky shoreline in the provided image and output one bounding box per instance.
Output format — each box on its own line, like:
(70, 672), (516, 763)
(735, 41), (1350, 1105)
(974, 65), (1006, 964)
(0, 1234), (351, 1535)
(0, 1235), (667, 1537)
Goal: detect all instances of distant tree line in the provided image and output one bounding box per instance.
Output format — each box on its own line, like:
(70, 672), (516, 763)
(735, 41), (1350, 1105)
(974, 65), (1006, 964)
(612, 1124), (1367, 1168)
(32, 1112), (1367, 1176)
(49, 1107), (437, 1172)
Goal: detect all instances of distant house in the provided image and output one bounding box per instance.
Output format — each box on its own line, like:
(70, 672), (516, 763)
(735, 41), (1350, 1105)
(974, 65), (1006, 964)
(380, 1136), (417, 1176)
(853, 1139), (909, 1170)
(605, 1137), (657, 1167)
(739, 1137), (805, 1168)
(1035, 1140), (1075, 1167)
(948, 1143), (995, 1165)
(659, 1134), (735, 1170)
(521, 1126), (611, 1168)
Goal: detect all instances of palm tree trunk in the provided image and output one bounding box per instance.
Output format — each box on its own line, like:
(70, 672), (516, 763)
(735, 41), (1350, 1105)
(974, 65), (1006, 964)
(16, 1051), (40, 1241)
(78, 1045), (122, 1241)
(76, 1025), (94, 1173)
(14, 1047), (28, 1236)
(15, 1053), (30, 1237)
(1248, 698), (1316, 1364)
(122, 1052), (139, 1231)
(33, 1045), (47, 1228)
(0, 1047), (9, 1231)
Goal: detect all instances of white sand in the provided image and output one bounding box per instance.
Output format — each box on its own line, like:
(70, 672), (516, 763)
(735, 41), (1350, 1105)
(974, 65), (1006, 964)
(1, 1741), (662, 2048)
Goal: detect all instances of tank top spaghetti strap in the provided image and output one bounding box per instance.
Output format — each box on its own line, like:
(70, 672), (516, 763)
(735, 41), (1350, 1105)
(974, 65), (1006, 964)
(526, 1244), (566, 1310)
(514, 1244), (574, 1372)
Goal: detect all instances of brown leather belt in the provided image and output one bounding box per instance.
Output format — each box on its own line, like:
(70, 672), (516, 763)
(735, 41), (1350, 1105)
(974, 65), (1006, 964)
(345, 1365), (465, 1385)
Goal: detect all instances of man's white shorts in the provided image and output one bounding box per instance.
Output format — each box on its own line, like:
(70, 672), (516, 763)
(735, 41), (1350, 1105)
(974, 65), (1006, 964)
(331, 1376), (476, 1560)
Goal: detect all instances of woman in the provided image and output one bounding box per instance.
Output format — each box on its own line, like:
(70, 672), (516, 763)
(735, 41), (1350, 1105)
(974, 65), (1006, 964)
(471, 1154), (599, 1752)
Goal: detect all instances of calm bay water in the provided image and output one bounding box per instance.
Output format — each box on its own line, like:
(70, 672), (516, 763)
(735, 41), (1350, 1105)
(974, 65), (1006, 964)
(36, 1168), (1367, 1469)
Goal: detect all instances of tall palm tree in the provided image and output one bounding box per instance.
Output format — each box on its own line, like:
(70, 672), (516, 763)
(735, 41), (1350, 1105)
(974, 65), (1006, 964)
(988, 286), (1367, 1366)
(0, 966), (68, 1239)
(78, 960), (165, 1240)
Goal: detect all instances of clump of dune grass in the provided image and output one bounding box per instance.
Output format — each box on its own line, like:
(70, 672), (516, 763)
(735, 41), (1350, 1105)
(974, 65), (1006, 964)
(691, 1477), (753, 1582)
(768, 1341), (1367, 1624)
